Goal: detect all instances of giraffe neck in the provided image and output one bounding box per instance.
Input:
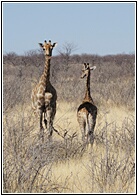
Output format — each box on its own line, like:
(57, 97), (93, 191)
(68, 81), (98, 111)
(43, 57), (51, 83)
(83, 72), (94, 104)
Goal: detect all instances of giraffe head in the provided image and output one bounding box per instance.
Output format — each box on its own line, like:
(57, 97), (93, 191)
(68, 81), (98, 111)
(39, 40), (57, 57)
(81, 63), (96, 78)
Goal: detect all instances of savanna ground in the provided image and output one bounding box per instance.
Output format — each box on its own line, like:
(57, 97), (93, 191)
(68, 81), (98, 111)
(3, 51), (135, 193)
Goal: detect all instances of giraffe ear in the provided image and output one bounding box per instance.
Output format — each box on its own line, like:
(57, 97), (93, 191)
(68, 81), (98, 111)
(39, 43), (44, 48)
(52, 42), (57, 48)
(84, 63), (89, 69)
(90, 66), (96, 71)
(82, 64), (85, 71)
(83, 63), (87, 69)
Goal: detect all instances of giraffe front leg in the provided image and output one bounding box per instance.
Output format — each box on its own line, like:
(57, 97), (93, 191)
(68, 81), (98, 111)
(47, 118), (53, 138)
(46, 108), (53, 141)
(40, 110), (44, 142)
(44, 112), (47, 129)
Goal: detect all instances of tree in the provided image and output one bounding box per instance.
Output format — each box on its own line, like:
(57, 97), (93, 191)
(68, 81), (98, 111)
(58, 42), (77, 66)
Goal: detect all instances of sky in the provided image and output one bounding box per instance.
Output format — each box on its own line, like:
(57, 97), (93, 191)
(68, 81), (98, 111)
(2, 2), (135, 56)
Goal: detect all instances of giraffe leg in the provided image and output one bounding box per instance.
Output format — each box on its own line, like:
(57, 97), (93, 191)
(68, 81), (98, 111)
(86, 116), (90, 145)
(40, 110), (44, 142)
(47, 118), (53, 138)
(44, 112), (47, 128)
(78, 120), (86, 143)
(51, 106), (56, 136)
(45, 108), (53, 140)
(88, 115), (96, 145)
(88, 130), (94, 145)
(89, 121), (96, 145)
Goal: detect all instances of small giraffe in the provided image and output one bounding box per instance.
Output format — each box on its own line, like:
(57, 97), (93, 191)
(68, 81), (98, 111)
(31, 40), (57, 140)
(77, 63), (97, 144)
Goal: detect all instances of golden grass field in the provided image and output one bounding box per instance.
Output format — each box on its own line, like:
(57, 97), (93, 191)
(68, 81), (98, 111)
(3, 54), (135, 193)
(3, 101), (135, 193)
(40, 102), (135, 193)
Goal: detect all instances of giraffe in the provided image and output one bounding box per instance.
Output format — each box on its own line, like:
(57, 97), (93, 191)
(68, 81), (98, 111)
(31, 40), (57, 140)
(77, 63), (97, 145)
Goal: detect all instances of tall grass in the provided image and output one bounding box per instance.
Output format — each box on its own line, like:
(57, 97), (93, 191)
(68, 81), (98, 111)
(3, 105), (135, 193)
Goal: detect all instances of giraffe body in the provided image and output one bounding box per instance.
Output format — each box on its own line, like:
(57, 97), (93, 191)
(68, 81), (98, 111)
(31, 40), (57, 139)
(77, 63), (97, 144)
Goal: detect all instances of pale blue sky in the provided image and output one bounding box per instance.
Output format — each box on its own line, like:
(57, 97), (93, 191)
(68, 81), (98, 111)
(3, 2), (135, 56)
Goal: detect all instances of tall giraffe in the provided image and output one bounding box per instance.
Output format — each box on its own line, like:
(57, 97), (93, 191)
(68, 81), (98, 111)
(31, 40), (57, 140)
(77, 63), (97, 144)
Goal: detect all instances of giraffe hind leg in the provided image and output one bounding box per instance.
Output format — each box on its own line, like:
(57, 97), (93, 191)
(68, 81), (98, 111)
(78, 120), (86, 143)
(88, 116), (96, 145)
(88, 131), (94, 145)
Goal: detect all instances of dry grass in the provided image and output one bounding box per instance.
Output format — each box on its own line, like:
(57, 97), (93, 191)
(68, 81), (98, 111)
(37, 103), (135, 193)
(3, 102), (135, 193)
(3, 53), (135, 193)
